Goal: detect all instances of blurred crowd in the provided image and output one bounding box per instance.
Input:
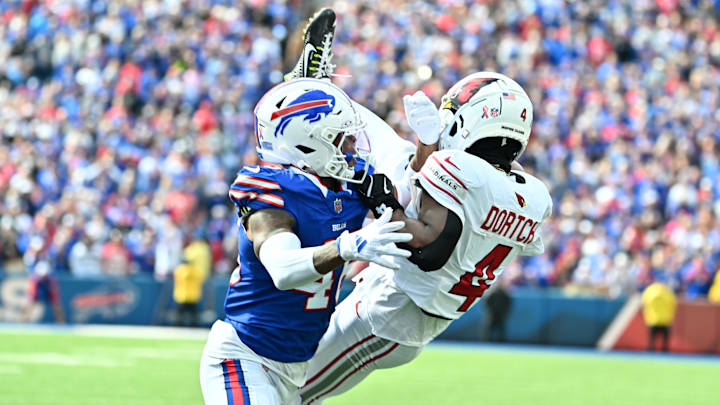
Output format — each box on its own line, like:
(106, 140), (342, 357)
(0, 0), (294, 280)
(1, 0), (719, 299)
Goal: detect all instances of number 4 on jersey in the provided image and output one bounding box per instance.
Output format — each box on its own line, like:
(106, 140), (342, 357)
(448, 244), (512, 311)
(292, 272), (335, 311)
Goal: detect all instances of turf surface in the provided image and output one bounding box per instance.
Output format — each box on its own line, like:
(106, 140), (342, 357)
(0, 328), (717, 404)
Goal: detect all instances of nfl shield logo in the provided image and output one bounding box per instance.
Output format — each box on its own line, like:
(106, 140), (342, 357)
(334, 198), (342, 213)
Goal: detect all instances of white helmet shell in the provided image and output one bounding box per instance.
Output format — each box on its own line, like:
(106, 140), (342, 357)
(438, 72), (533, 159)
(254, 78), (369, 183)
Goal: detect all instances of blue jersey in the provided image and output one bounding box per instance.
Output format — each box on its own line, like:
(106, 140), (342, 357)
(224, 165), (369, 362)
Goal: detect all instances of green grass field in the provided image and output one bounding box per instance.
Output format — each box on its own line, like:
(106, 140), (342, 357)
(0, 327), (718, 405)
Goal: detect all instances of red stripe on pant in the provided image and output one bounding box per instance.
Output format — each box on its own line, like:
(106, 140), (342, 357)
(224, 359), (245, 405)
(304, 334), (376, 386)
(306, 343), (400, 404)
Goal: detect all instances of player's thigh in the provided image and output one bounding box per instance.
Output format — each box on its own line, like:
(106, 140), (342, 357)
(313, 282), (422, 371)
(301, 294), (373, 391)
(200, 355), (288, 405)
(301, 336), (421, 404)
(301, 294), (422, 402)
(309, 289), (374, 370)
(372, 342), (423, 369)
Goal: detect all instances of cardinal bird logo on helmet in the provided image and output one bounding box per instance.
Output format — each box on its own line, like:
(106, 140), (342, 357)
(444, 77), (499, 111)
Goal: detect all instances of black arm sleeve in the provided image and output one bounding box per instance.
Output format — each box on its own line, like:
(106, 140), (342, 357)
(397, 209), (463, 272)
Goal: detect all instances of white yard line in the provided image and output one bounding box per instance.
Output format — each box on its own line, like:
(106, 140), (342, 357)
(0, 323), (210, 341)
(0, 352), (121, 367)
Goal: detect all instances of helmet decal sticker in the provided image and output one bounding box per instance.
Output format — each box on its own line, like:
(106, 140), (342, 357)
(444, 77), (498, 111)
(271, 90), (336, 137)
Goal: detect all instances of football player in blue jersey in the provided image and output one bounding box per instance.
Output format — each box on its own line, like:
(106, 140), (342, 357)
(198, 73), (413, 404)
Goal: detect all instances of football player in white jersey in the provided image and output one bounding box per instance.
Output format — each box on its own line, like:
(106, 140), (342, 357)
(282, 9), (552, 404)
(297, 74), (553, 404)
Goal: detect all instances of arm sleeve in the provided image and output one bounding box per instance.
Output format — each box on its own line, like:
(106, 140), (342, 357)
(399, 208), (463, 272)
(258, 232), (323, 290)
(413, 151), (466, 224)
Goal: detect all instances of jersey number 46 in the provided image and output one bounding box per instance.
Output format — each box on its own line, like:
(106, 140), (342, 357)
(448, 244), (512, 312)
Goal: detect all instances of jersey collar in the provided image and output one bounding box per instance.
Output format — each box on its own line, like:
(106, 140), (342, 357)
(289, 166), (352, 196)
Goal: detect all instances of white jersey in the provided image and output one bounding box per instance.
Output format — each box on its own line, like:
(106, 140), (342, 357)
(392, 149), (553, 320)
(352, 101), (415, 183)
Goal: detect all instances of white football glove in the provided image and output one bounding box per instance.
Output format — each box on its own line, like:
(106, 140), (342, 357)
(403, 90), (442, 145)
(336, 209), (412, 270)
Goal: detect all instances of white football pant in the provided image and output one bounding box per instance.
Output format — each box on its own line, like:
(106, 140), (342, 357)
(298, 286), (423, 405)
(200, 320), (304, 405)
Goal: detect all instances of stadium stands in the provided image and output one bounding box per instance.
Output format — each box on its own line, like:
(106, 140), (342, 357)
(1, 0), (719, 300)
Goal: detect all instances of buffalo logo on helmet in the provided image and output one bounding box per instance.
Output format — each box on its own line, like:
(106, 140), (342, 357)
(271, 90), (336, 137)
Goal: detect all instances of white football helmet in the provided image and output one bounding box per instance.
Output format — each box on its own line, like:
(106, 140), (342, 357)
(254, 78), (370, 183)
(438, 72), (533, 159)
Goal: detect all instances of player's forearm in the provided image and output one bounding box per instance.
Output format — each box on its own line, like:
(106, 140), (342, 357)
(409, 141), (439, 172)
(312, 242), (346, 274)
(259, 232), (330, 290)
(391, 209), (437, 248)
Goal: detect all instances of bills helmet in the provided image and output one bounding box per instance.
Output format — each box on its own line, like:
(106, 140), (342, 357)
(438, 72), (533, 159)
(254, 79), (370, 183)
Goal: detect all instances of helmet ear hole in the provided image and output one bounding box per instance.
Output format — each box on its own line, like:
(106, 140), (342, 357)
(296, 145), (316, 154)
(448, 121), (458, 137)
(447, 114), (464, 137)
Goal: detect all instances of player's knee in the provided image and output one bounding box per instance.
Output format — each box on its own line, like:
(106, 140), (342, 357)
(375, 344), (423, 369)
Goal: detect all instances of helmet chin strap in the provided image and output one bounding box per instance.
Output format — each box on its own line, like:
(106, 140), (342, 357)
(484, 158), (512, 173)
(465, 137), (521, 173)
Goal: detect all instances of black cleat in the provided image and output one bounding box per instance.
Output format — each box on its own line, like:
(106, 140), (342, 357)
(285, 8), (336, 81)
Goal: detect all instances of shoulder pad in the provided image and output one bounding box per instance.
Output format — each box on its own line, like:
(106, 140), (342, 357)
(229, 166), (286, 209)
